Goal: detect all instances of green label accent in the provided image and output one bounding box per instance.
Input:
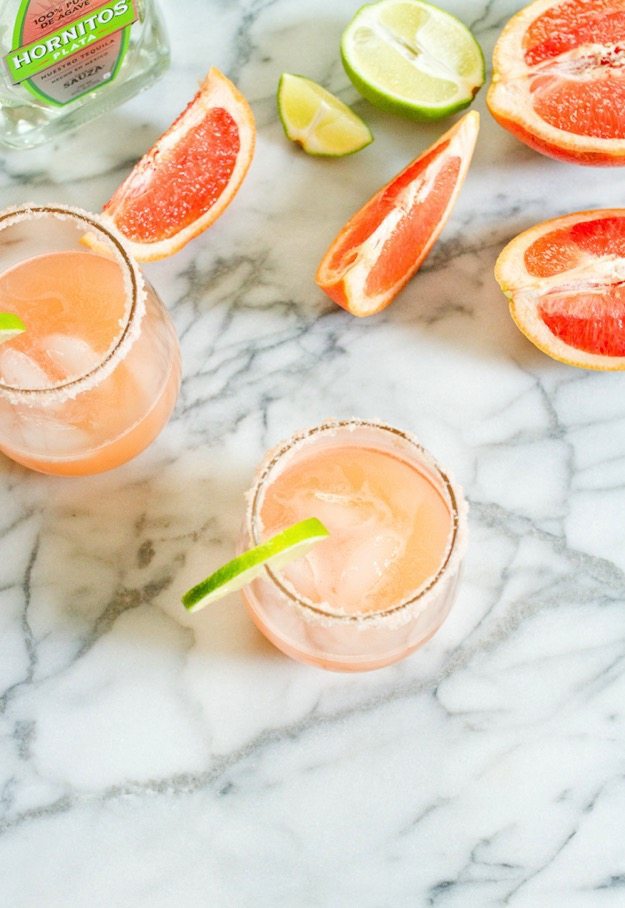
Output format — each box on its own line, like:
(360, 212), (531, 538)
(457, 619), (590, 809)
(5, 0), (136, 84)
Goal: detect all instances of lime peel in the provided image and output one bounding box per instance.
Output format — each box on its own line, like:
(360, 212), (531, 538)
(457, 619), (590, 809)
(277, 73), (373, 157)
(0, 312), (26, 346)
(341, 0), (485, 121)
(182, 517), (329, 613)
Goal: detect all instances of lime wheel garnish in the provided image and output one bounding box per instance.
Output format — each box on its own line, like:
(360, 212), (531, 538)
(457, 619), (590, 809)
(182, 518), (329, 613)
(0, 313), (25, 346)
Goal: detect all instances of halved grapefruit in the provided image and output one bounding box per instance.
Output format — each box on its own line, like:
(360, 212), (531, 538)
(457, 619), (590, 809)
(488, 0), (625, 165)
(496, 210), (625, 369)
(103, 69), (256, 261)
(316, 110), (479, 316)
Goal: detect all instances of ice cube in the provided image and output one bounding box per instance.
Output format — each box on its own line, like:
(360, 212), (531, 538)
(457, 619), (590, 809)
(307, 481), (393, 533)
(17, 411), (90, 456)
(0, 399), (18, 442)
(127, 353), (162, 404)
(279, 552), (322, 602)
(337, 530), (406, 611)
(0, 348), (53, 390)
(45, 334), (100, 381)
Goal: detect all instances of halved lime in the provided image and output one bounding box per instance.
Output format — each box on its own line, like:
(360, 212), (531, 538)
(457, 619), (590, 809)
(182, 517), (329, 612)
(277, 73), (373, 156)
(0, 313), (25, 346)
(341, 0), (485, 120)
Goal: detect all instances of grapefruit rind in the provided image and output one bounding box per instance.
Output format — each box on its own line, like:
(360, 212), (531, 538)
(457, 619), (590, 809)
(341, 0), (485, 121)
(316, 110), (480, 317)
(495, 209), (625, 371)
(487, 0), (625, 165)
(103, 68), (256, 262)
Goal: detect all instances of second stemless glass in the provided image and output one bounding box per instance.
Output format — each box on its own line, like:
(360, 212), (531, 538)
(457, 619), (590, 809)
(240, 419), (468, 672)
(0, 204), (180, 476)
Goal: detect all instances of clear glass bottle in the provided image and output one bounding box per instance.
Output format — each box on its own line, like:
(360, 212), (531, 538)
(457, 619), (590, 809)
(0, 0), (169, 149)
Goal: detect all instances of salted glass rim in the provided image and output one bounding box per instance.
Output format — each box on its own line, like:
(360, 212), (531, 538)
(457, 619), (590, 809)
(0, 204), (145, 401)
(247, 418), (466, 624)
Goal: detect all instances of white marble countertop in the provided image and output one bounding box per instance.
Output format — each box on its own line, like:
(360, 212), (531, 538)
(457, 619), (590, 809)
(1, 0), (625, 904)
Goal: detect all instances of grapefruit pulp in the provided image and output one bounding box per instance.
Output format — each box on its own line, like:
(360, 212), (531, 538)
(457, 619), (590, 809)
(316, 110), (479, 316)
(496, 210), (625, 370)
(103, 69), (256, 261)
(488, 0), (625, 165)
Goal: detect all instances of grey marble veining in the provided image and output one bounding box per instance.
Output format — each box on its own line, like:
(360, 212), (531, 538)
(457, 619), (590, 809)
(1, 1), (625, 905)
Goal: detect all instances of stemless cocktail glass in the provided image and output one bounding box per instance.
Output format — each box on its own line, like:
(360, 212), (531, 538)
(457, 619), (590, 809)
(0, 205), (180, 476)
(240, 419), (468, 672)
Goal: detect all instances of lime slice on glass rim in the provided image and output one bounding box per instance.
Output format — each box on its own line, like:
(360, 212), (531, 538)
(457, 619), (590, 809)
(341, 0), (485, 121)
(0, 313), (25, 345)
(277, 73), (373, 156)
(182, 517), (329, 613)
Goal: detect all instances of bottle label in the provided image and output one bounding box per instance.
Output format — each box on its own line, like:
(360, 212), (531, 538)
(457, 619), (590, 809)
(4, 0), (137, 106)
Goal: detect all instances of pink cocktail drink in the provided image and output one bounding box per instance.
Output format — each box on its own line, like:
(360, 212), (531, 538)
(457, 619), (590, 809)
(0, 206), (180, 476)
(241, 420), (467, 671)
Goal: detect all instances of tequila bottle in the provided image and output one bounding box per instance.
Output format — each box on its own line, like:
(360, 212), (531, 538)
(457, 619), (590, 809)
(0, 0), (169, 148)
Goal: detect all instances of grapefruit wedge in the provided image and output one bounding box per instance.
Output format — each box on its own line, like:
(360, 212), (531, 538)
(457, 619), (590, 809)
(488, 0), (625, 165)
(496, 210), (625, 370)
(316, 111), (479, 316)
(103, 69), (256, 261)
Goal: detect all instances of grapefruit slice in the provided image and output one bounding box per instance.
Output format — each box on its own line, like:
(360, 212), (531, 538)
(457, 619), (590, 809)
(488, 0), (625, 165)
(103, 69), (256, 262)
(496, 210), (625, 370)
(316, 110), (479, 316)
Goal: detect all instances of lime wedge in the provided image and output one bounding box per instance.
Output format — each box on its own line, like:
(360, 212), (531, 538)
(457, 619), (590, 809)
(277, 73), (373, 156)
(182, 517), (329, 612)
(341, 0), (485, 120)
(0, 313), (25, 346)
